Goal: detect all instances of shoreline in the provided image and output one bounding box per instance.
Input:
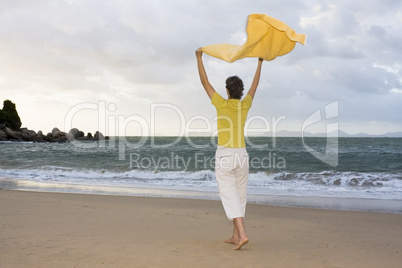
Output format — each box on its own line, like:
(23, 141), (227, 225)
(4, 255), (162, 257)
(1, 180), (401, 214)
(1, 189), (401, 267)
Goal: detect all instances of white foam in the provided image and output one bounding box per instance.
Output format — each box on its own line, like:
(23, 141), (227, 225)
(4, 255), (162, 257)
(1, 167), (401, 200)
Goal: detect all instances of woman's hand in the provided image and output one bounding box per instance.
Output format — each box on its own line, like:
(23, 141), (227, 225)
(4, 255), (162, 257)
(196, 47), (203, 57)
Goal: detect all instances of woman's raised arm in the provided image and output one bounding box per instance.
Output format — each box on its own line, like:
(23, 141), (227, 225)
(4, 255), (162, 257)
(196, 48), (216, 99)
(247, 58), (264, 99)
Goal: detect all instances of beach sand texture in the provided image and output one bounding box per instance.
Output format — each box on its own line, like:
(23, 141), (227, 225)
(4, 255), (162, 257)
(1, 190), (401, 268)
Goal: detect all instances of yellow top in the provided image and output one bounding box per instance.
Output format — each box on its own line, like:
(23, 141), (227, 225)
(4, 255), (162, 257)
(203, 13), (306, 63)
(211, 92), (253, 148)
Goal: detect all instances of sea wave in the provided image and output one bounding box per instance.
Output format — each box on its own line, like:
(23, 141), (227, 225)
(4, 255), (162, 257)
(0, 167), (401, 200)
(249, 170), (402, 199)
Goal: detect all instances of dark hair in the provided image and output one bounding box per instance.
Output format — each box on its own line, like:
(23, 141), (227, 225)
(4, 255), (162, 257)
(226, 76), (244, 99)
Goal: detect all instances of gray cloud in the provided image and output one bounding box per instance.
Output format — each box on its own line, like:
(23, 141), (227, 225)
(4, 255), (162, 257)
(0, 0), (401, 135)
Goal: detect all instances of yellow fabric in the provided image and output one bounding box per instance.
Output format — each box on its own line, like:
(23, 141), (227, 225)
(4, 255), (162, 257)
(211, 92), (252, 148)
(203, 13), (306, 63)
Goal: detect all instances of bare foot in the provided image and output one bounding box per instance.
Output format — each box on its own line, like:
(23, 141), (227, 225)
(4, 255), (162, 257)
(224, 237), (238, 244)
(233, 237), (249, 250)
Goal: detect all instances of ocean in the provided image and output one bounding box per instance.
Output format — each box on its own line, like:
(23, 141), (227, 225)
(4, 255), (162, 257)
(1, 137), (401, 213)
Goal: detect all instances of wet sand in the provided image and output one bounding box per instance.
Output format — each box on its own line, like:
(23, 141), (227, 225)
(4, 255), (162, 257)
(0, 189), (401, 267)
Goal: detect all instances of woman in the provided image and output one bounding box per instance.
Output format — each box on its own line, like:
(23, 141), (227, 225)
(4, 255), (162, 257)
(196, 47), (263, 250)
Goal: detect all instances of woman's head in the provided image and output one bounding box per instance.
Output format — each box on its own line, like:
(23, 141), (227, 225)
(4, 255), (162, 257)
(226, 76), (244, 99)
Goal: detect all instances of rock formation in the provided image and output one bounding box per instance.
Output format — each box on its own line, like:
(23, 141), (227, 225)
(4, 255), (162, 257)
(0, 100), (22, 131)
(0, 99), (109, 143)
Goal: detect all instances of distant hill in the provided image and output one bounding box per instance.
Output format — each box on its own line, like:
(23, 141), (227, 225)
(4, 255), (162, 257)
(262, 130), (402, 138)
(347, 131), (402, 138)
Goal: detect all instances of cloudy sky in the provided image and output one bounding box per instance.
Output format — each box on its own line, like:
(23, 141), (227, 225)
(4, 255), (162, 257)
(0, 0), (401, 136)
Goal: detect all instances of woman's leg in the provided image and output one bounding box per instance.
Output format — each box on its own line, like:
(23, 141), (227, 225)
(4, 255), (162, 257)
(224, 223), (239, 244)
(215, 150), (243, 220)
(233, 217), (249, 250)
(216, 148), (249, 249)
(235, 149), (249, 218)
(231, 149), (249, 249)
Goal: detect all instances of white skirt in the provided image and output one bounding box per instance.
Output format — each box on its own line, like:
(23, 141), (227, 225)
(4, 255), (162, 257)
(215, 146), (249, 220)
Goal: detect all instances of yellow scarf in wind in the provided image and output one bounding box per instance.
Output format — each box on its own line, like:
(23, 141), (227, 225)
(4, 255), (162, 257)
(203, 14), (306, 62)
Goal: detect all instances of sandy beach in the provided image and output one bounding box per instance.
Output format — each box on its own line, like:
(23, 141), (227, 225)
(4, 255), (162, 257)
(0, 189), (401, 268)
